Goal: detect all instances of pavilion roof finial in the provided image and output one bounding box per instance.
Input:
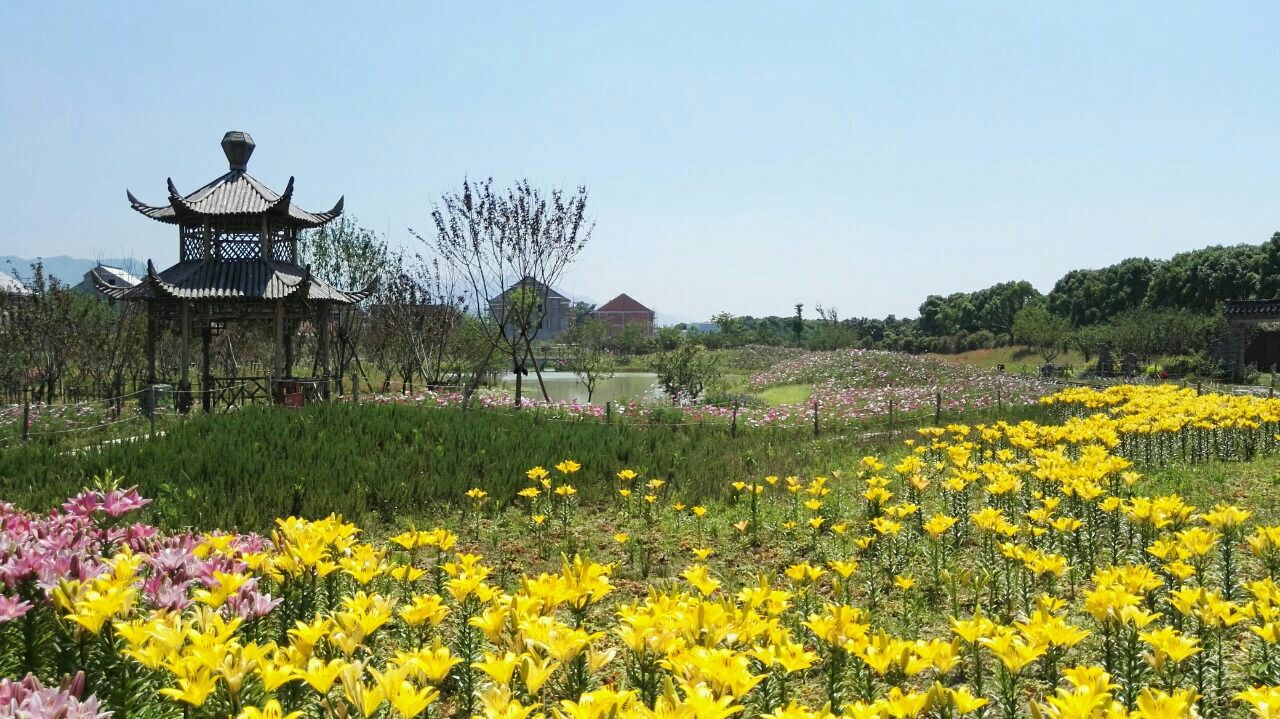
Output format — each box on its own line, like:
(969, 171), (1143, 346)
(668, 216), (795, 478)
(221, 131), (255, 171)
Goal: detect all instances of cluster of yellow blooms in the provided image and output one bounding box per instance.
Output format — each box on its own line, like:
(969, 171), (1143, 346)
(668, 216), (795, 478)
(1040, 385), (1280, 460)
(20, 384), (1280, 718)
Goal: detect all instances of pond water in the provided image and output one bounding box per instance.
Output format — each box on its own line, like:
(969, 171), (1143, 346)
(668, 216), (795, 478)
(496, 371), (662, 405)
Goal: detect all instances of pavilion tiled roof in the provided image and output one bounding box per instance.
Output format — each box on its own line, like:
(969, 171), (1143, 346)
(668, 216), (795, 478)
(90, 259), (375, 304)
(126, 132), (343, 228)
(596, 293), (653, 313)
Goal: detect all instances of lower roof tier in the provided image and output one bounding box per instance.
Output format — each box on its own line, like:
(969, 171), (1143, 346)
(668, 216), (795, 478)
(91, 259), (375, 304)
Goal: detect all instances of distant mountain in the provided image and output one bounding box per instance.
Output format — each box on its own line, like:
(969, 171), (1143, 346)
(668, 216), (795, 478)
(0, 255), (143, 286)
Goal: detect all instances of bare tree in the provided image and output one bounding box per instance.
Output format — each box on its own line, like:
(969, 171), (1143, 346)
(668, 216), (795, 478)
(6, 263), (92, 403)
(413, 178), (592, 407)
(301, 215), (387, 395)
(75, 298), (144, 405)
(360, 251), (495, 395)
(565, 318), (615, 403)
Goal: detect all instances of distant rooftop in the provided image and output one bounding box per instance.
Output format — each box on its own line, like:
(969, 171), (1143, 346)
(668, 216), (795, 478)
(0, 271), (31, 295)
(596, 293), (653, 313)
(91, 264), (141, 288)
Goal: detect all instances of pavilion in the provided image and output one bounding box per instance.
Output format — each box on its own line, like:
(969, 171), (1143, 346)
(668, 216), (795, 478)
(93, 131), (375, 411)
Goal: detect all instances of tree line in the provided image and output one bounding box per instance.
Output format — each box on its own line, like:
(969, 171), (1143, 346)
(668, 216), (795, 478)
(692, 232), (1280, 372)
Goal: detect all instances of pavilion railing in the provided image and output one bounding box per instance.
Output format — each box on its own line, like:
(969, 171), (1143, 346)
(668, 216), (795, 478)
(205, 376), (271, 411)
(201, 376), (332, 411)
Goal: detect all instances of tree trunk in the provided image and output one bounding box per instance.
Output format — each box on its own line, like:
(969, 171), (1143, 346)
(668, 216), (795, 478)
(461, 342), (499, 413)
(525, 340), (551, 402)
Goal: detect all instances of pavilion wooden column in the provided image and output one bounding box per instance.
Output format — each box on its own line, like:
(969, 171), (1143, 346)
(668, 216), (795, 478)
(273, 299), (285, 401)
(283, 318), (295, 378)
(316, 303), (330, 400)
(178, 301), (192, 413)
(145, 305), (158, 386)
(200, 318), (213, 413)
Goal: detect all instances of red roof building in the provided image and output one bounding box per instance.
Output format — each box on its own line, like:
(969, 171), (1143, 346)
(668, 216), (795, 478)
(593, 293), (655, 335)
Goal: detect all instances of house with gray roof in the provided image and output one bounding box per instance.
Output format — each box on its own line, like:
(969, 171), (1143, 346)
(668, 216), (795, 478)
(74, 264), (140, 299)
(488, 276), (573, 341)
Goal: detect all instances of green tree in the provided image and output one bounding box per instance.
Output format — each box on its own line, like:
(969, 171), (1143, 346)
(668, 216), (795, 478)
(710, 311), (746, 347)
(570, 301), (596, 328)
(1144, 244), (1262, 312)
(972, 280), (1041, 335)
(1255, 232), (1280, 298)
(652, 340), (721, 403)
(915, 281), (1040, 341)
(1066, 324), (1105, 363)
(653, 326), (682, 351)
(612, 322), (652, 356)
(1047, 258), (1158, 326)
(1012, 304), (1070, 363)
(564, 319), (615, 403)
(1101, 309), (1224, 363)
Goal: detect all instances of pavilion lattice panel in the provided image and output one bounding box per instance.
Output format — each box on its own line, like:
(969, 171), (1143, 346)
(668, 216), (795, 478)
(214, 234), (263, 260)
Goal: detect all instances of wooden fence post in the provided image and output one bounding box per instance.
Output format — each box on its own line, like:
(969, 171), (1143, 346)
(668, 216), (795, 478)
(812, 400), (819, 437)
(934, 392), (942, 425)
(352, 373), (360, 404)
(731, 401), (739, 439)
(888, 398), (895, 439)
(606, 401), (613, 425)
(21, 399), (30, 443)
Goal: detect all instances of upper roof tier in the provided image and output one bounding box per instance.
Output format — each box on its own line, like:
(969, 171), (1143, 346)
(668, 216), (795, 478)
(127, 131), (344, 228)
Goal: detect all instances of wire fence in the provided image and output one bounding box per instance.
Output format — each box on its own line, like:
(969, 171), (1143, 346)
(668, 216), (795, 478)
(27, 369), (1229, 452)
(0, 379), (263, 449)
(350, 379), (1049, 442)
(3, 382), (1041, 452)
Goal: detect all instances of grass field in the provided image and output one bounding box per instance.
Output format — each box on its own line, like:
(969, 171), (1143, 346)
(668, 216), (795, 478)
(0, 402), (904, 530)
(1140, 454), (1280, 523)
(754, 383), (813, 406)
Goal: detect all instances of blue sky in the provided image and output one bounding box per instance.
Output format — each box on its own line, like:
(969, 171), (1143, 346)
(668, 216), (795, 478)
(2, 2), (1277, 322)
